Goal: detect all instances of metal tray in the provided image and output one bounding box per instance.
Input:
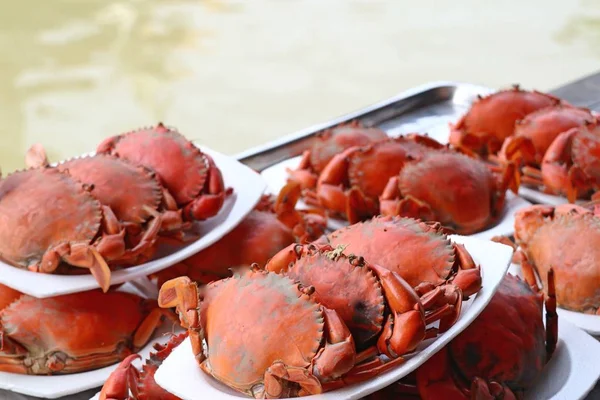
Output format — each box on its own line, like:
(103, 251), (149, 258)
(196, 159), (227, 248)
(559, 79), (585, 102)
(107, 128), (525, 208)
(236, 74), (600, 172)
(235, 81), (494, 171)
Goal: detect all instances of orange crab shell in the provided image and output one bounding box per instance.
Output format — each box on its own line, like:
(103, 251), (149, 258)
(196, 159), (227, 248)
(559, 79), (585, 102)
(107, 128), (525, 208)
(201, 272), (327, 392)
(158, 271), (357, 398)
(506, 104), (595, 165)
(540, 125), (600, 201)
(57, 155), (163, 225)
(274, 247), (386, 346)
(515, 204), (600, 314)
(97, 123), (229, 222)
(310, 123), (388, 173)
(449, 86), (560, 155)
(0, 168), (104, 270)
(347, 136), (441, 200)
(387, 151), (506, 234)
(326, 216), (455, 289)
(97, 123), (208, 205)
(0, 289), (165, 375)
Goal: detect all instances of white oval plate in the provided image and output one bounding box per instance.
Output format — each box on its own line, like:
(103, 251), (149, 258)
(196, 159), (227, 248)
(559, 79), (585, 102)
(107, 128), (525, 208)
(0, 282), (185, 399)
(0, 147), (267, 298)
(261, 156), (532, 240)
(153, 234), (513, 400)
(523, 315), (600, 400)
(509, 264), (600, 337)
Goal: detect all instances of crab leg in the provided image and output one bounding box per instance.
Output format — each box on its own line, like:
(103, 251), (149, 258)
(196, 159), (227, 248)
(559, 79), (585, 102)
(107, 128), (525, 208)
(419, 284), (463, 332)
(95, 205), (161, 265)
(310, 146), (361, 218)
(47, 351), (135, 374)
(263, 307), (356, 398)
(0, 334), (28, 374)
(285, 150), (319, 190)
(450, 243), (482, 298)
(158, 277), (205, 362)
(273, 181), (327, 243)
(367, 264), (426, 359)
(545, 268), (559, 357)
(182, 154), (229, 221)
(34, 243), (112, 292)
(159, 187), (190, 234)
(499, 135), (537, 166)
(264, 362), (322, 398)
(132, 305), (176, 349)
(471, 378), (517, 400)
(99, 354), (140, 400)
(379, 178), (437, 222)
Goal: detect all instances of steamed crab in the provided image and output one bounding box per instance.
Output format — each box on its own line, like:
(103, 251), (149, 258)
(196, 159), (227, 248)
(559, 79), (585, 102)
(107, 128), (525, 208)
(412, 272), (557, 399)
(158, 269), (358, 398)
(379, 150), (519, 234)
(0, 284), (171, 374)
(0, 167), (161, 291)
(521, 124), (600, 202)
(266, 245), (434, 370)
(313, 216), (482, 332)
(497, 104), (595, 167)
(97, 123), (231, 222)
(287, 121), (388, 190)
(100, 332), (187, 400)
(304, 134), (445, 223)
(449, 85), (560, 157)
(153, 182), (327, 286)
(506, 203), (600, 314)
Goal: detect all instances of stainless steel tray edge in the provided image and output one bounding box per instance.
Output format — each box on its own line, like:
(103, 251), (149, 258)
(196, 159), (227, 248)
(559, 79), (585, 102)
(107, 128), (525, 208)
(235, 80), (494, 171)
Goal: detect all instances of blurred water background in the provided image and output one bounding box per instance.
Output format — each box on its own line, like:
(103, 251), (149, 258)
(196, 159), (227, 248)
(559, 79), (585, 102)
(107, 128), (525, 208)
(1, 0), (600, 173)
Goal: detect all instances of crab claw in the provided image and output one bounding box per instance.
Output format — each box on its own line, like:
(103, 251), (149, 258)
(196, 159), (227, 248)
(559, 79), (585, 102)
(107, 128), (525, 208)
(158, 276), (205, 363)
(99, 354), (140, 400)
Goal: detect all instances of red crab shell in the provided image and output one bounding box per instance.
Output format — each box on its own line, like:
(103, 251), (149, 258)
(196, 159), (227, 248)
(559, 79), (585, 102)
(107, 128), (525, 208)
(97, 123), (229, 222)
(514, 203), (600, 314)
(325, 216), (481, 295)
(265, 245), (434, 356)
(379, 150), (516, 234)
(158, 270), (357, 398)
(0, 287), (169, 375)
(318, 216), (482, 333)
(0, 168), (115, 290)
(346, 136), (442, 200)
(449, 85), (560, 156)
(414, 273), (557, 399)
(499, 104), (595, 166)
(288, 122), (388, 189)
(57, 155), (176, 226)
(522, 125), (600, 202)
(306, 135), (443, 222)
(100, 332), (187, 400)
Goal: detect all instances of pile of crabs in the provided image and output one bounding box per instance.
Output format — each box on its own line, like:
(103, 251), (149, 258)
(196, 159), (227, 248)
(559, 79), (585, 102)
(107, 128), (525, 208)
(1, 84), (600, 400)
(0, 124), (237, 376)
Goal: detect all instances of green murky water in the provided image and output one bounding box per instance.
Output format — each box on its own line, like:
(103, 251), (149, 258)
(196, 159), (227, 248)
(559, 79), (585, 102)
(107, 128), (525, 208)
(1, 0), (599, 174)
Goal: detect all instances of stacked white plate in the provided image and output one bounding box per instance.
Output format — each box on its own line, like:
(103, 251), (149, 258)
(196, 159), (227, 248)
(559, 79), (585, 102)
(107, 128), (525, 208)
(0, 146), (268, 399)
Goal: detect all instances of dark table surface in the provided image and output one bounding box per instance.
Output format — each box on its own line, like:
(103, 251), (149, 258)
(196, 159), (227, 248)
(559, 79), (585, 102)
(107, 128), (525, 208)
(3, 72), (600, 400)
